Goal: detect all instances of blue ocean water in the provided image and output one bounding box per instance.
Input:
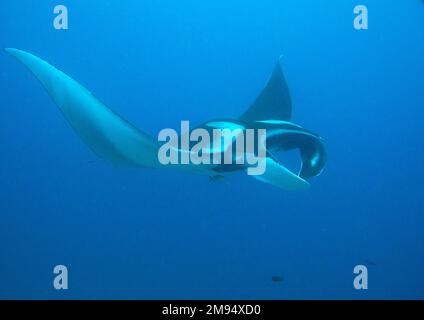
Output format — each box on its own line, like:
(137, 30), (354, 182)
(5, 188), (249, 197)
(0, 0), (423, 299)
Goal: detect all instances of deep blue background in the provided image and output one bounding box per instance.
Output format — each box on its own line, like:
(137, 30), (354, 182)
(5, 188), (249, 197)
(0, 0), (423, 299)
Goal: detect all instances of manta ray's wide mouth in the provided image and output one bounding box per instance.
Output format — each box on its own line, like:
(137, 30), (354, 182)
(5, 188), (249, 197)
(265, 128), (327, 180)
(270, 149), (303, 177)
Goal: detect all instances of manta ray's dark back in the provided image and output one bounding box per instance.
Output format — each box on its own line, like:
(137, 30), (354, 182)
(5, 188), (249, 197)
(240, 56), (292, 123)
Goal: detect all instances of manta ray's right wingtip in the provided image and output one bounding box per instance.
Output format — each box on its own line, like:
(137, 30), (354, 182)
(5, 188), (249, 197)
(240, 52), (292, 122)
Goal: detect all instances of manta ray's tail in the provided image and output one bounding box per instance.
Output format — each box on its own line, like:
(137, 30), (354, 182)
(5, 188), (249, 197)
(5, 48), (160, 168)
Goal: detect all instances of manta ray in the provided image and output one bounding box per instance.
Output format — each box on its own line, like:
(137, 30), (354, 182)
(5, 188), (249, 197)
(5, 48), (326, 190)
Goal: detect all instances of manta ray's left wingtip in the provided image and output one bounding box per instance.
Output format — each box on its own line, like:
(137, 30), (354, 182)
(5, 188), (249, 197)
(4, 48), (29, 61)
(5, 48), (18, 55)
(6, 47), (161, 168)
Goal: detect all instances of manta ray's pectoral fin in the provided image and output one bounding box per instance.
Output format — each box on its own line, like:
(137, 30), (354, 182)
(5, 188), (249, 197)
(5, 48), (159, 168)
(240, 55), (292, 122)
(248, 157), (310, 191)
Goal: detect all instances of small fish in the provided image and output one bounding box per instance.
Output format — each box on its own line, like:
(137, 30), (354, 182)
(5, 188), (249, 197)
(209, 175), (225, 183)
(271, 276), (284, 283)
